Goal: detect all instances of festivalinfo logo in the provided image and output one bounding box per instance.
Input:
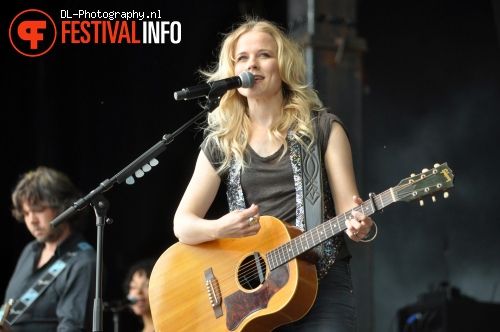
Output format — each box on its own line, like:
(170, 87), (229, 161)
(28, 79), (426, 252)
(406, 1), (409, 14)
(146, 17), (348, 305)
(9, 8), (181, 57)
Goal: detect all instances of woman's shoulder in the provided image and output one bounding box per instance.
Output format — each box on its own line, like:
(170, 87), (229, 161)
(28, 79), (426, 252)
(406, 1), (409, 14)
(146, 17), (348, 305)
(314, 109), (342, 125)
(312, 109), (348, 152)
(201, 136), (226, 173)
(313, 109), (345, 136)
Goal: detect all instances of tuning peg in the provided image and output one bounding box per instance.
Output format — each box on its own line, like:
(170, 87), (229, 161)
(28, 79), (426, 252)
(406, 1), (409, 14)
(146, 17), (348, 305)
(142, 164), (152, 172)
(444, 192), (449, 199)
(411, 173), (416, 177)
(432, 196), (436, 202)
(422, 168), (429, 173)
(135, 169), (145, 178)
(419, 200), (424, 206)
(150, 158), (159, 166)
(434, 163), (440, 168)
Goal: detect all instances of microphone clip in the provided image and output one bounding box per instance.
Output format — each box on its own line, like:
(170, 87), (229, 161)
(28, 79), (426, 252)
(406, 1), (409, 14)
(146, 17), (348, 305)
(203, 80), (229, 111)
(103, 295), (137, 313)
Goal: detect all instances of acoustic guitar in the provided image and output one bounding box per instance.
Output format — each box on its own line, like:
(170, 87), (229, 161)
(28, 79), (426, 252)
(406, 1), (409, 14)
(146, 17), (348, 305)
(149, 163), (455, 331)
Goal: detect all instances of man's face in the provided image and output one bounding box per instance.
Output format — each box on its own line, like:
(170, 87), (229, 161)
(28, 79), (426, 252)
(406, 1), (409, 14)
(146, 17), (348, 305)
(22, 201), (66, 243)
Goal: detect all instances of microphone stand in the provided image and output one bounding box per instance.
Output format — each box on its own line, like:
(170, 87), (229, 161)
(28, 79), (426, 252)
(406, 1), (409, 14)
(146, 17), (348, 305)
(103, 300), (135, 332)
(49, 81), (229, 332)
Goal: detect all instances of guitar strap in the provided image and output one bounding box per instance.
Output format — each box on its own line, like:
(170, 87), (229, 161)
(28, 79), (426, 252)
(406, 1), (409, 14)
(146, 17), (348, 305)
(300, 116), (325, 258)
(5, 241), (92, 326)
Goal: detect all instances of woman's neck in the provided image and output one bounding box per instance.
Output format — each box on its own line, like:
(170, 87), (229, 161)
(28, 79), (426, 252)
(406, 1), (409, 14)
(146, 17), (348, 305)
(246, 93), (283, 128)
(142, 313), (155, 332)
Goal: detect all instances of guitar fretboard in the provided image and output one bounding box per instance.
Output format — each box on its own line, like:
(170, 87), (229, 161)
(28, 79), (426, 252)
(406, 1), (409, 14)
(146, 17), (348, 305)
(266, 188), (395, 270)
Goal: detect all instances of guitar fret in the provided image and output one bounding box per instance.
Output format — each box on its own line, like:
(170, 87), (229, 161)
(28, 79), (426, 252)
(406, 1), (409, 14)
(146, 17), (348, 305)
(301, 236), (308, 251)
(301, 234), (307, 251)
(290, 241), (296, 260)
(283, 243), (290, 264)
(384, 189), (394, 207)
(273, 243), (283, 268)
(267, 188), (399, 271)
(285, 243), (291, 263)
(292, 238), (299, 262)
(318, 225), (326, 242)
(384, 191), (389, 206)
(379, 192), (385, 208)
(326, 223), (332, 239)
(279, 244), (286, 266)
(267, 251), (275, 269)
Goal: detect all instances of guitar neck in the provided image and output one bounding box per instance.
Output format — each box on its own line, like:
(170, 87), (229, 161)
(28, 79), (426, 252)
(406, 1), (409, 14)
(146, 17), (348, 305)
(266, 188), (395, 270)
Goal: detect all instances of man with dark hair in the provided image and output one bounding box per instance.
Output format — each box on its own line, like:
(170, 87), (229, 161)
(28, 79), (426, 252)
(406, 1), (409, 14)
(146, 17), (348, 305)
(1, 166), (96, 332)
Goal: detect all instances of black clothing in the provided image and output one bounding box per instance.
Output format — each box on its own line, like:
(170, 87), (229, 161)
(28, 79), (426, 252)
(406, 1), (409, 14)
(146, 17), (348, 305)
(4, 232), (96, 332)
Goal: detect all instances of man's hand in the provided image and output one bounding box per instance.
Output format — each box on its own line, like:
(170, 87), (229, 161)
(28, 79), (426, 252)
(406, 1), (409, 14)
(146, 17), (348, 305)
(0, 322), (13, 332)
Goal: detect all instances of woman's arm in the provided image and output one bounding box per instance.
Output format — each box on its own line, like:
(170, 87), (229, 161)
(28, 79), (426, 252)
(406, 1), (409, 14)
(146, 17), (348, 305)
(323, 121), (374, 241)
(173, 151), (260, 245)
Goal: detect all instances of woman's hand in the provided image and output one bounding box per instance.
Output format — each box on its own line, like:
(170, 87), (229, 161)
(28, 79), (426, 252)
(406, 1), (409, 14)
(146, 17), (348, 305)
(345, 195), (374, 242)
(214, 204), (261, 239)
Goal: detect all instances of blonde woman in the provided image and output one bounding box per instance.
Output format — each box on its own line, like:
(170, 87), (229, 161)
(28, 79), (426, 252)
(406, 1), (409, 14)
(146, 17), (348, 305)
(173, 17), (374, 331)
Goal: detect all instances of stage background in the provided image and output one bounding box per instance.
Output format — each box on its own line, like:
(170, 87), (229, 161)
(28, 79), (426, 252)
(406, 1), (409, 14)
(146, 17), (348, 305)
(2, 1), (499, 331)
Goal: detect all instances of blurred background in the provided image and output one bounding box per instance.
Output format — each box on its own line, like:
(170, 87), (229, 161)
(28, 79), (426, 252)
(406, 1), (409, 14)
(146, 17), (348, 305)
(2, 0), (500, 331)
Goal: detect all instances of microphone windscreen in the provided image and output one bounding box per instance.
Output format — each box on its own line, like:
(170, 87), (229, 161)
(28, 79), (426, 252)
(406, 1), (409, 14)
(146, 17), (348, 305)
(239, 71), (255, 88)
(126, 294), (138, 305)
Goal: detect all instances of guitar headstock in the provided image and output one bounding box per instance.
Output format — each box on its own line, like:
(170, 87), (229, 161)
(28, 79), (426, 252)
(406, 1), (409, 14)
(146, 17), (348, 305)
(393, 163), (454, 204)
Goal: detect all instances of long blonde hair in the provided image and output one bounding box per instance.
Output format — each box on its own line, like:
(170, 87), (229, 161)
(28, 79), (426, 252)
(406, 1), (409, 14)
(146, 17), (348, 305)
(202, 16), (324, 175)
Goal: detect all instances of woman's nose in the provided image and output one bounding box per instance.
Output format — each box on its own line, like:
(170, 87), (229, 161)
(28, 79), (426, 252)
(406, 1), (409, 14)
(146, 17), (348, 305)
(247, 57), (258, 70)
(136, 287), (146, 295)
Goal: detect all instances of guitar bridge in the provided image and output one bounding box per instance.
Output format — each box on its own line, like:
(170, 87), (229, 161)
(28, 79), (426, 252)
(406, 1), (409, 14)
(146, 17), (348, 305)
(204, 268), (223, 318)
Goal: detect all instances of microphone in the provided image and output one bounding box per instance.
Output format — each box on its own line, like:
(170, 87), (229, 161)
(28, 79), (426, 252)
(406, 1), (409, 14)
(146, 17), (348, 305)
(174, 71), (255, 100)
(103, 294), (138, 312)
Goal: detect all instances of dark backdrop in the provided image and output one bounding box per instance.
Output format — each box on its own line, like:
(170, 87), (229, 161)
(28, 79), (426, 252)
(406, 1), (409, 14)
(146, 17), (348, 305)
(358, 1), (500, 330)
(2, 1), (499, 331)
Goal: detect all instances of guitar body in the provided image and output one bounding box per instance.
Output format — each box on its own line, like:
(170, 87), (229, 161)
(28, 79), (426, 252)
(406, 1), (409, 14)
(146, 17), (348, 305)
(149, 216), (318, 332)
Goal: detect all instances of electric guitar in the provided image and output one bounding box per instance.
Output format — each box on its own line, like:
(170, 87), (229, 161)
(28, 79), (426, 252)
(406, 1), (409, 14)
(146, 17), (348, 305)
(149, 163), (455, 331)
(0, 299), (13, 327)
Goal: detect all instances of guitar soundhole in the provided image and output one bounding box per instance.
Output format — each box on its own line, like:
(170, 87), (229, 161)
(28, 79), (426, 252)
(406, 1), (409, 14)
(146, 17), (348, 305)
(238, 253), (267, 290)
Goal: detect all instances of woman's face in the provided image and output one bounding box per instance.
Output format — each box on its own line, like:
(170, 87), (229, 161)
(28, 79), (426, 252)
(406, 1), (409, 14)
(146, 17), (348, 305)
(233, 30), (282, 102)
(128, 270), (151, 316)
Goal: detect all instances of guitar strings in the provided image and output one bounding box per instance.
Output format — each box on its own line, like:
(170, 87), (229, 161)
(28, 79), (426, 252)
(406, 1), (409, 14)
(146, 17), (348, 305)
(209, 176), (439, 294)
(212, 189), (397, 290)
